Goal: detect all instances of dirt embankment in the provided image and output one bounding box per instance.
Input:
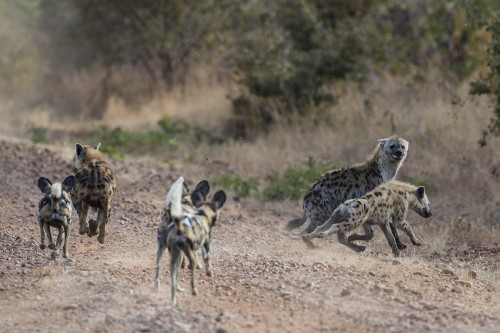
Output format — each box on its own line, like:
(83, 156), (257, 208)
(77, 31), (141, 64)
(0, 140), (499, 333)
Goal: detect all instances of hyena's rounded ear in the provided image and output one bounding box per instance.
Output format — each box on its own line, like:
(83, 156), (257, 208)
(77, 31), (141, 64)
(212, 190), (227, 210)
(416, 186), (426, 200)
(194, 180), (210, 199)
(377, 138), (387, 148)
(94, 142), (101, 150)
(75, 143), (85, 157)
(37, 177), (52, 193)
(62, 175), (76, 192)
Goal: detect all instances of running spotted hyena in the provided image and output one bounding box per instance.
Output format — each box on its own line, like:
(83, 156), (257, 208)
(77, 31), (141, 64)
(287, 135), (409, 249)
(71, 143), (116, 244)
(303, 180), (432, 257)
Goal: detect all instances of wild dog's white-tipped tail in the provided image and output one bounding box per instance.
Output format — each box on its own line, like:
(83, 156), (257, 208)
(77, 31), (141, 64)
(165, 177), (185, 219)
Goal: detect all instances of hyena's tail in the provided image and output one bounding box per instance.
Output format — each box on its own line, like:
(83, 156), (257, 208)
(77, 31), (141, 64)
(286, 216), (307, 230)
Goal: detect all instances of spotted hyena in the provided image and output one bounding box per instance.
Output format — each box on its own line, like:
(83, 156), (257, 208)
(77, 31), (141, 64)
(287, 135), (409, 249)
(71, 143), (116, 244)
(303, 180), (432, 257)
(36, 175), (76, 259)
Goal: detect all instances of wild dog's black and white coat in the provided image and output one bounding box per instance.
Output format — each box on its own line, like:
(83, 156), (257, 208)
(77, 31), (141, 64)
(156, 177), (226, 305)
(36, 176), (76, 259)
(155, 179), (210, 290)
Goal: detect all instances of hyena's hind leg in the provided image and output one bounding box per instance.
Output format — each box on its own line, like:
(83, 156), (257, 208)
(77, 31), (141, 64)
(338, 232), (366, 252)
(76, 201), (90, 236)
(97, 199), (112, 244)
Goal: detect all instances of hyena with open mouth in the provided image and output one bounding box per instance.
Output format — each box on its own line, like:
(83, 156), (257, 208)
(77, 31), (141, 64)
(287, 135), (409, 249)
(36, 176), (76, 259)
(71, 143), (116, 244)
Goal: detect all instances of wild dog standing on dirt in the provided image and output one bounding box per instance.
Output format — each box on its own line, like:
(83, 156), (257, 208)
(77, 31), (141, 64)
(303, 180), (432, 257)
(155, 179), (210, 291)
(287, 135), (409, 249)
(71, 143), (116, 244)
(158, 177), (226, 305)
(36, 176), (76, 259)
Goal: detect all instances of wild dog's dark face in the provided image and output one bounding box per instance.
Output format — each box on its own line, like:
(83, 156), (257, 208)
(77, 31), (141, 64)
(411, 186), (432, 218)
(378, 136), (409, 162)
(37, 176), (75, 224)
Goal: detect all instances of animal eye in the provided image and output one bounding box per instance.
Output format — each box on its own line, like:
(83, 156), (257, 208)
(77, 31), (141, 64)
(389, 144), (395, 149)
(401, 145), (405, 150)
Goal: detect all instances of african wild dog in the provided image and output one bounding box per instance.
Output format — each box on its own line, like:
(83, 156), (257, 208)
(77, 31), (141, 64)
(155, 179), (210, 291)
(157, 177), (226, 305)
(303, 180), (432, 257)
(287, 135), (409, 249)
(36, 176), (76, 259)
(71, 143), (116, 244)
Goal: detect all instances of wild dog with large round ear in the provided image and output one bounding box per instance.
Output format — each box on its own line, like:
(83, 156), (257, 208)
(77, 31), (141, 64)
(36, 175), (76, 259)
(157, 177), (227, 305)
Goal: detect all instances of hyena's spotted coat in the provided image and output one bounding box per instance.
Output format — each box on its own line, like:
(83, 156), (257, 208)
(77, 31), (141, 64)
(303, 180), (432, 257)
(71, 143), (116, 244)
(287, 135), (409, 249)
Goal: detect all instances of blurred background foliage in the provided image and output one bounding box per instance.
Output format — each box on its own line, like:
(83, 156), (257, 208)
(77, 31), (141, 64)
(0, 0), (498, 140)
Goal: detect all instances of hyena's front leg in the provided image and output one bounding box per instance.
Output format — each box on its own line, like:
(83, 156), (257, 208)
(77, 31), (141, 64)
(379, 221), (400, 257)
(398, 220), (422, 246)
(390, 222), (407, 250)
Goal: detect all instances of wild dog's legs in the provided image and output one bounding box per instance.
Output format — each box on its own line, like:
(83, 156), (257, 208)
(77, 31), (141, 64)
(390, 222), (407, 250)
(397, 220), (422, 246)
(155, 242), (166, 291)
(62, 223), (70, 258)
(77, 202), (90, 235)
(45, 223), (55, 249)
(202, 243), (212, 277)
(187, 250), (198, 296)
(39, 219), (46, 249)
(51, 225), (65, 259)
(379, 220), (400, 257)
(338, 232), (366, 252)
(170, 247), (184, 305)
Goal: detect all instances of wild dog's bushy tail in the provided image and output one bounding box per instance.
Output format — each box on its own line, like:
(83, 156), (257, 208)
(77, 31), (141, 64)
(165, 177), (185, 221)
(286, 216), (307, 230)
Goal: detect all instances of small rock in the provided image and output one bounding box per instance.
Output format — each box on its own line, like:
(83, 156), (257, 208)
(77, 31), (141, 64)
(421, 301), (438, 310)
(63, 304), (78, 310)
(441, 269), (455, 276)
(457, 280), (472, 288)
(468, 271), (478, 279)
(340, 288), (351, 296)
(451, 286), (463, 294)
(438, 287), (447, 292)
(368, 271), (376, 276)
(216, 328), (228, 333)
(392, 260), (401, 265)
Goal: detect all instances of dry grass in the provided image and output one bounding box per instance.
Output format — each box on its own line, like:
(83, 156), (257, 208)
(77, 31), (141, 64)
(1, 70), (498, 252)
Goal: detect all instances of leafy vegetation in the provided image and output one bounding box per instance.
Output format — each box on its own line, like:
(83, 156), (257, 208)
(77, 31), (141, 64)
(213, 174), (260, 198)
(262, 158), (334, 200)
(30, 127), (48, 144)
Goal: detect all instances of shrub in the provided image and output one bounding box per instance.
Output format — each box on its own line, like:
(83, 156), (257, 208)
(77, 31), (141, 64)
(262, 158), (334, 200)
(213, 173), (260, 198)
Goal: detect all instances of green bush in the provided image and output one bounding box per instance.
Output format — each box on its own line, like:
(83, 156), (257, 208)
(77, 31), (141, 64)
(262, 158), (335, 200)
(213, 174), (260, 198)
(31, 127), (48, 144)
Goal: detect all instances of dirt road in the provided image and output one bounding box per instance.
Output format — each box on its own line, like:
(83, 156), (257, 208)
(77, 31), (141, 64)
(0, 140), (499, 333)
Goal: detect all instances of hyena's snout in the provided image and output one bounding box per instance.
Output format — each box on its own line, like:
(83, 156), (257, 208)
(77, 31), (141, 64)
(420, 208), (432, 218)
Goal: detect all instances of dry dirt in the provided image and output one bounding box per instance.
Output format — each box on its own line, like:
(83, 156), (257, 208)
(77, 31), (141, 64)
(0, 139), (499, 333)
